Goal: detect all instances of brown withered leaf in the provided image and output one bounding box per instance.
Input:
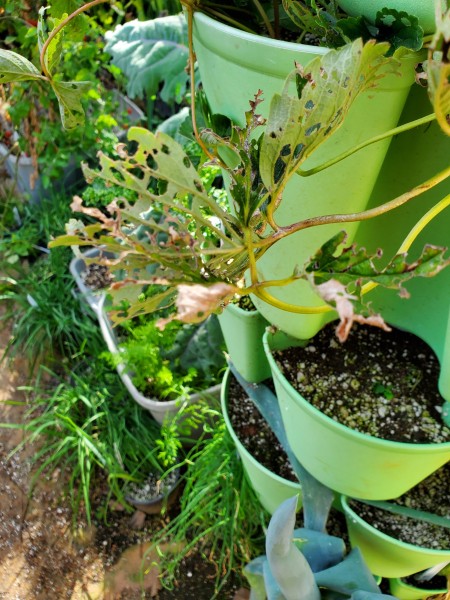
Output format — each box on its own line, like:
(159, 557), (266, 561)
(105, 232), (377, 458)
(316, 279), (391, 342)
(157, 282), (238, 328)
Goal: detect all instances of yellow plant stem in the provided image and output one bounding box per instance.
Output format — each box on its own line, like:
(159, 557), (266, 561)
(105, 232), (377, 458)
(39, 0), (110, 79)
(250, 287), (332, 314)
(362, 193), (450, 295)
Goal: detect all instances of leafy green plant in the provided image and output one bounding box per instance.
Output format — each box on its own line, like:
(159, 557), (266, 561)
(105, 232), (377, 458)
(50, 27), (449, 340)
(3, 1), (450, 338)
(104, 315), (226, 399)
(104, 13), (193, 105)
(0, 246), (103, 367)
(150, 408), (267, 596)
(180, 0), (424, 51)
(80, 177), (139, 208)
(0, 2), (136, 192)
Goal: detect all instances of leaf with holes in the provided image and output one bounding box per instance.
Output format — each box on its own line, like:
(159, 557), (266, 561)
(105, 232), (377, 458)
(50, 126), (247, 323)
(38, 6), (65, 76)
(305, 234), (450, 293)
(259, 39), (394, 207)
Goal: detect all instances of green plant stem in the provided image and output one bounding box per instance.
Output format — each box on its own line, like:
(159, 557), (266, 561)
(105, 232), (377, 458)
(203, 6), (256, 34)
(184, 5), (228, 165)
(251, 0), (275, 38)
(39, 0), (110, 78)
(296, 113), (437, 178)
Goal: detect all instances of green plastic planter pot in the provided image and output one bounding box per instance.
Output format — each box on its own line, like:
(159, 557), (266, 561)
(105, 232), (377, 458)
(342, 496), (450, 578)
(350, 83), (450, 403)
(217, 303), (271, 383)
(193, 11), (419, 341)
(336, 1), (439, 35)
(389, 576), (448, 599)
(221, 369), (302, 514)
(263, 328), (450, 500)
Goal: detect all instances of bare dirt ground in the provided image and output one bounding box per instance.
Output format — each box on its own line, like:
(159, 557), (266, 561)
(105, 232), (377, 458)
(0, 319), (247, 600)
(0, 322), (107, 599)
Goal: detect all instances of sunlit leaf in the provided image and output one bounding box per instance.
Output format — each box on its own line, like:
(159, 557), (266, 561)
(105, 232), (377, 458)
(0, 49), (44, 83)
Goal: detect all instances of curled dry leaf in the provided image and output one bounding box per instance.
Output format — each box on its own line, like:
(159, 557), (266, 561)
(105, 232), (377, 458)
(316, 279), (391, 342)
(157, 282), (238, 328)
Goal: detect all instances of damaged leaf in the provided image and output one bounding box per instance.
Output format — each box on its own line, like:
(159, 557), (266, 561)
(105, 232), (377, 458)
(260, 38), (395, 206)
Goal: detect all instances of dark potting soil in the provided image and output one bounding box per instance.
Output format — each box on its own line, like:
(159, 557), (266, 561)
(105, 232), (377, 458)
(273, 323), (450, 444)
(125, 469), (180, 504)
(226, 376), (351, 545)
(82, 262), (113, 290)
(402, 573), (448, 591)
(350, 463), (450, 550)
(392, 461), (450, 518)
(226, 376), (297, 482)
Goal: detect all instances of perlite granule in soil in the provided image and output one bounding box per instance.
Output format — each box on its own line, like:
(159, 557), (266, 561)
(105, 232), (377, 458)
(351, 462), (450, 550)
(273, 323), (450, 443)
(125, 469), (180, 504)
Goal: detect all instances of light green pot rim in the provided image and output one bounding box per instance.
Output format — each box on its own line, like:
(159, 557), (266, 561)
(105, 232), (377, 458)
(193, 11), (329, 56)
(342, 495), (450, 557)
(220, 368), (302, 490)
(263, 328), (450, 453)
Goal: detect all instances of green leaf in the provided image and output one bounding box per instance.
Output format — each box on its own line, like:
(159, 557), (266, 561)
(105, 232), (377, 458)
(293, 528), (345, 572)
(244, 556), (267, 600)
(50, 79), (91, 130)
(49, 0), (87, 41)
(336, 15), (377, 43)
(260, 39), (394, 205)
(282, 0), (318, 33)
(44, 12), (67, 75)
(0, 49), (44, 83)
(374, 8), (424, 54)
(108, 288), (174, 323)
(104, 14), (192, 104)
